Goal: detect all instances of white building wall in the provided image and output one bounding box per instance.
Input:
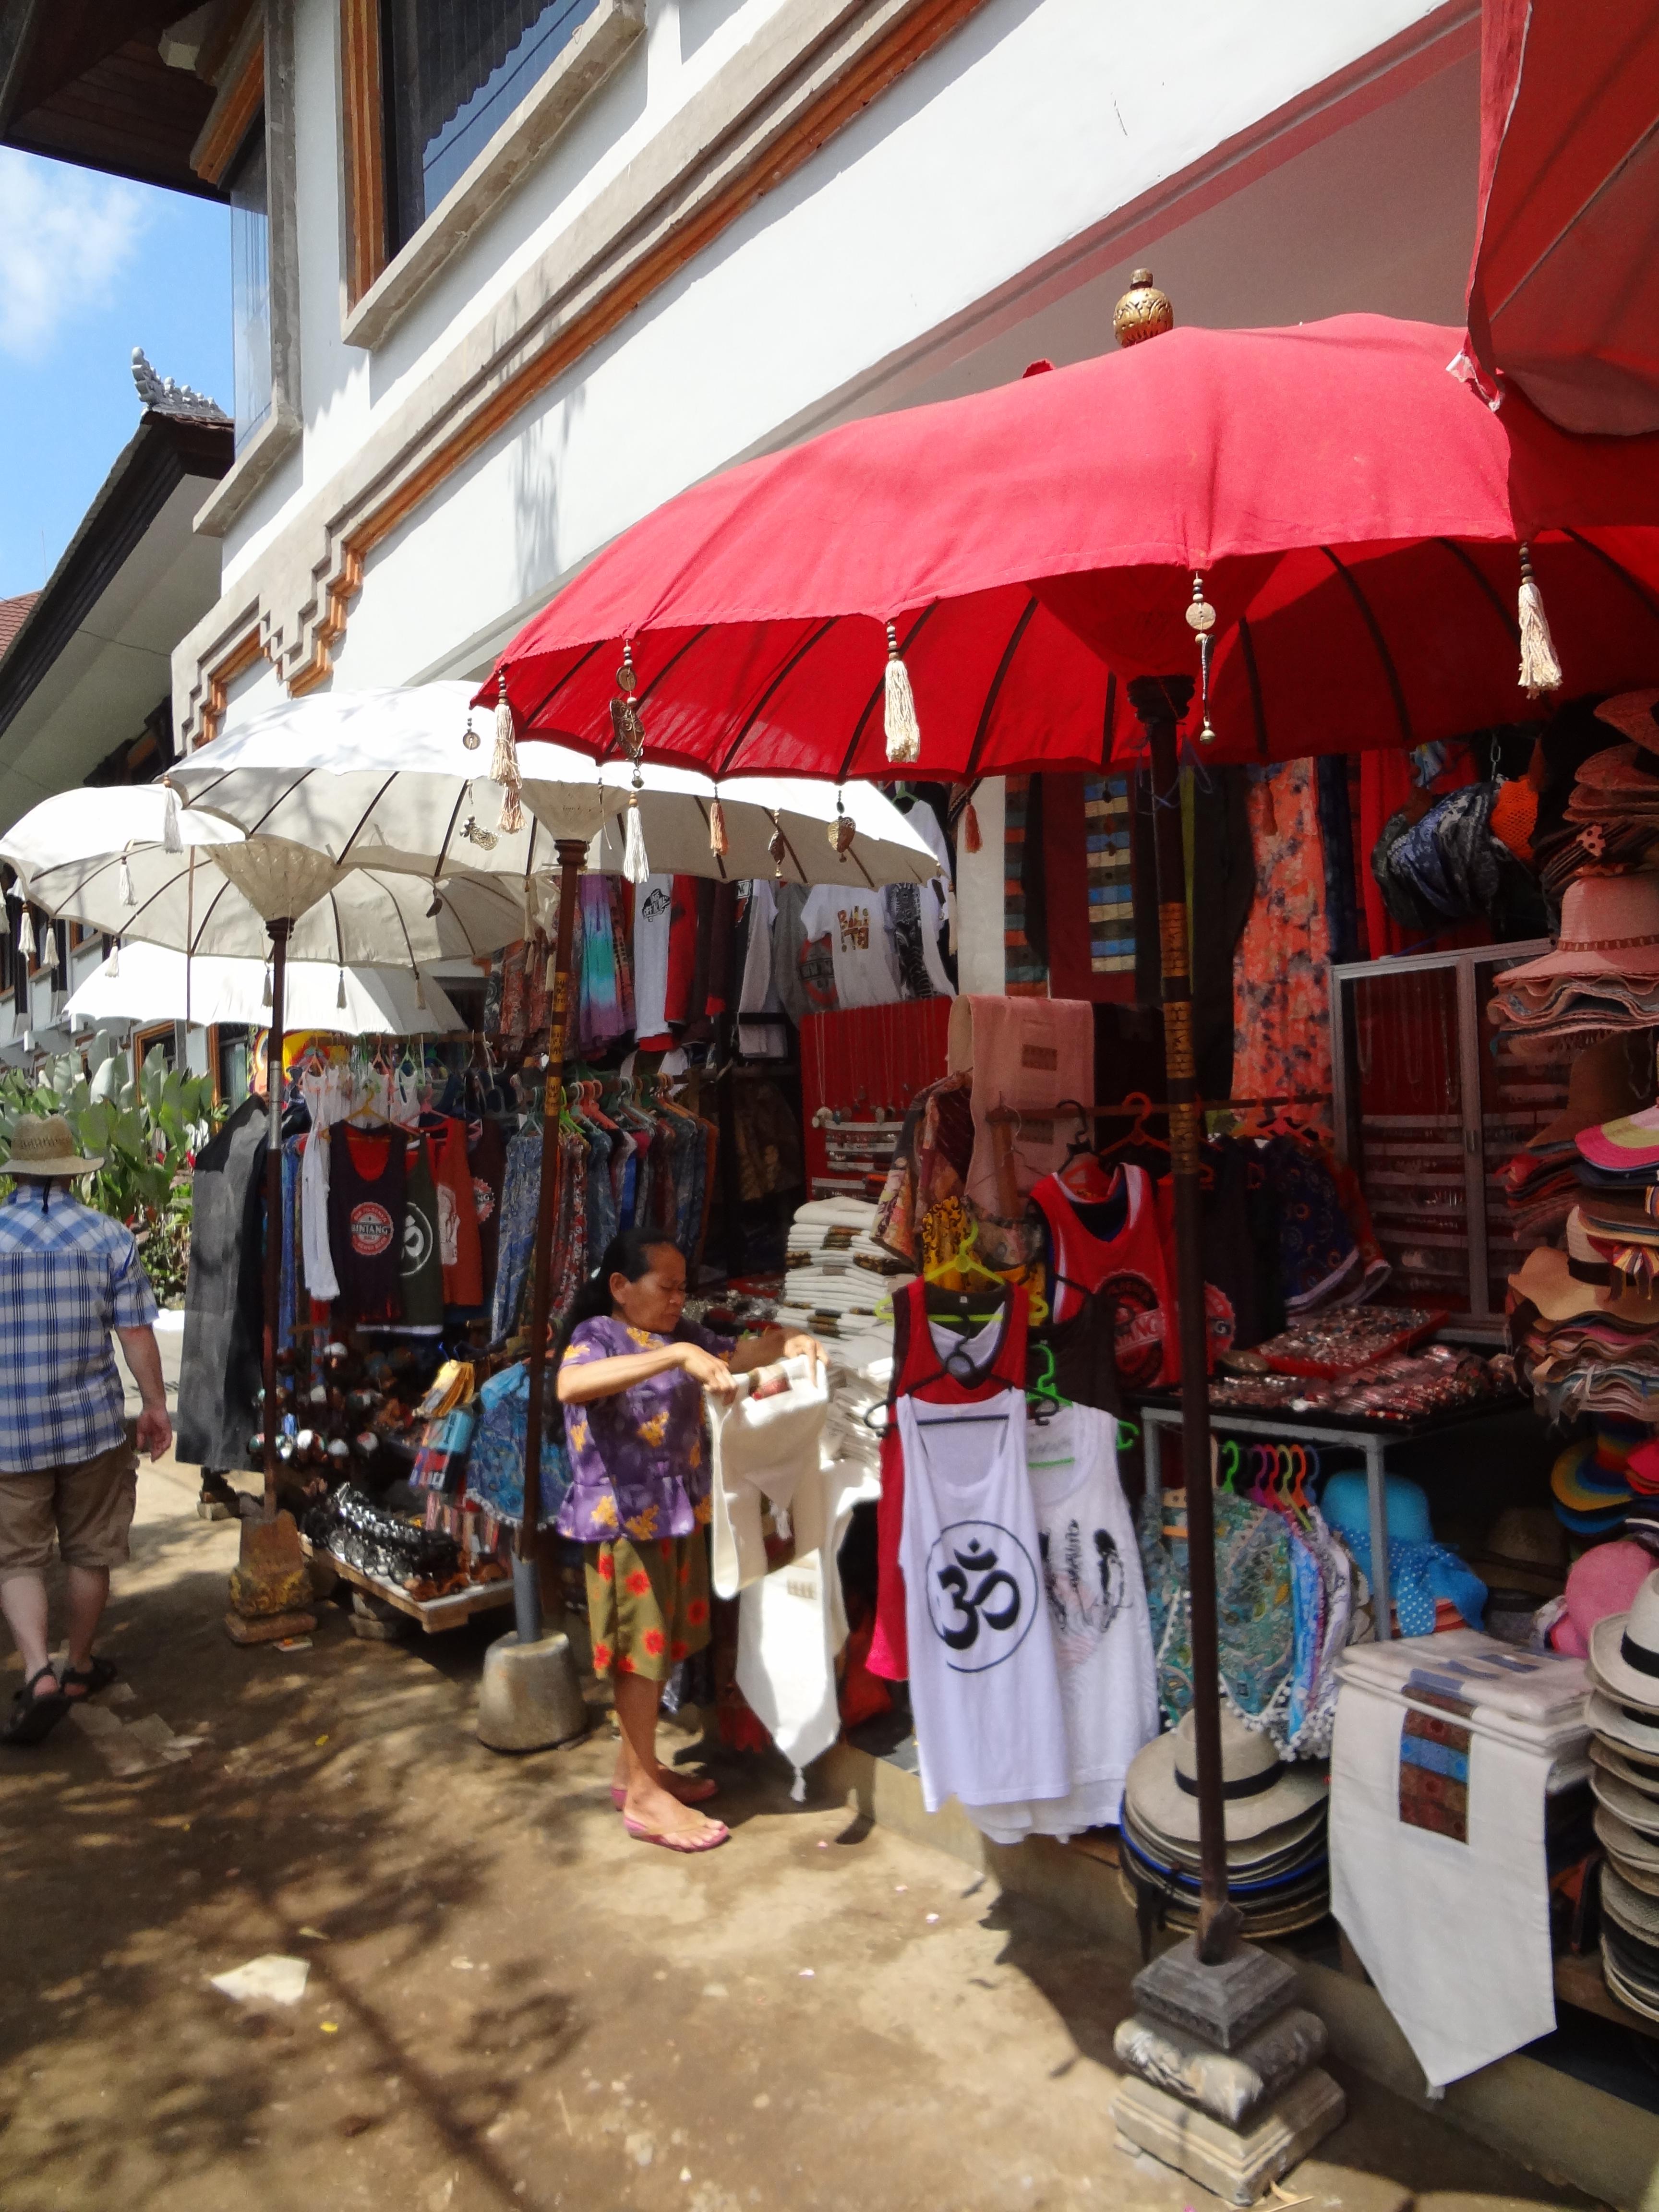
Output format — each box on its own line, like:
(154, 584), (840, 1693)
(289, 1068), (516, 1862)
(214, 0), (1476, 661)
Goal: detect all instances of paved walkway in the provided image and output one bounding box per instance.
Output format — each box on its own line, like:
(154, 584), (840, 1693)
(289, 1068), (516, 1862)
(0, 1454), (1599, 2212)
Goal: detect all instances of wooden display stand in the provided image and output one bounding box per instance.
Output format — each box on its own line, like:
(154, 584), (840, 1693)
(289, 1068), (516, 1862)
(302, 1535), (515, 1635)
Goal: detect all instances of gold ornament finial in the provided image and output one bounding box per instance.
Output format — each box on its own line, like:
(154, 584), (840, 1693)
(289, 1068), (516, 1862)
(1114, 268), (1173, 348)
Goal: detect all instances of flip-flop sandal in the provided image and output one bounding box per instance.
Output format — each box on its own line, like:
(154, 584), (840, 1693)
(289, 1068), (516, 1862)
(1, 1666), (71, 1746)
(623, 1815), (730, 1853)
(58, 1658), (118, 1700)
(610, 1775), (719, 1810)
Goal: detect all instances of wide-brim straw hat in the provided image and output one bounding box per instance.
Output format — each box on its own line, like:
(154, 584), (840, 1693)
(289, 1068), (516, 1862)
(1590, 1685), (1659, 1754)
(1590, 1763), (1659, 1835)
(1500, 872), (1659, 984)
(0, 1113), (102, 1178)
(1124, 1707), (1326, 1845)
(1507, 1241), (1659, 1328)
(1596, 1802), (1659, 1870)
(1591, 1737), (1659, 1792)
(1590, 1572), (1659, 1707)
(1122, 1798), (1325, 1877)
(1606, 1850), (1659, 1901)
(1595, 690), (1659, 751)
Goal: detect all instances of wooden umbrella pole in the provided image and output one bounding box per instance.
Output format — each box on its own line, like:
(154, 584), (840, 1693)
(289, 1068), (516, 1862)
(1129, 675), (1240, 1963)
(261, 917), (291, 1522)
(514, 839), (589, 1647)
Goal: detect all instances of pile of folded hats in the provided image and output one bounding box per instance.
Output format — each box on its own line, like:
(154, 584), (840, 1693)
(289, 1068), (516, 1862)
(1490, 873), (1659, 1046)
(1586, 1570), (1659, 2022)
(1529, 690), (1659, 900)
(1550, 1423), (1649, 1536)
(774, 1197), (912, 1338)
(1501, 1037), (1650, 1251)
(1118, 1708), (1330, 1939)
(1510, 1210), (1659, 1428)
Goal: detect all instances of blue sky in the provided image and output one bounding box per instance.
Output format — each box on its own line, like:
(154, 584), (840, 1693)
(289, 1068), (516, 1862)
(0, 149), (231, 603)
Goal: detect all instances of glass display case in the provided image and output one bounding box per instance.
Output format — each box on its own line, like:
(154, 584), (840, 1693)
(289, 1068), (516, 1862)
(1329, 940), (1571, 1334)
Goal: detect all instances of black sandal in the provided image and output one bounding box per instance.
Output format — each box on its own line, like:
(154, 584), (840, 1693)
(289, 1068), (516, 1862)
(1, 1665), (70, 1745)
(58, 1657), (117, 1700)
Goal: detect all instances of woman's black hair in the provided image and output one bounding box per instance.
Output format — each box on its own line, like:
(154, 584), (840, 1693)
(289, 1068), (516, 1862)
(553, 1228), (684, 1366)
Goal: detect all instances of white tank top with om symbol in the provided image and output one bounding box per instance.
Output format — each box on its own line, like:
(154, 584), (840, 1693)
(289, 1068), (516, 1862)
(895, 1378), (1069, 1816)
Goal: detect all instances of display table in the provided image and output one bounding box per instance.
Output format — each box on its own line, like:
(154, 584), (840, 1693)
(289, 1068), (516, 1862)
(1129, 1391), (1524, 1641)
(301, 1535), (515, 1635)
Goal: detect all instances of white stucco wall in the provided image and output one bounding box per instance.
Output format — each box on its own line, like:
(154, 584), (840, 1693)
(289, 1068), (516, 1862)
(214, 0), (1476, 665)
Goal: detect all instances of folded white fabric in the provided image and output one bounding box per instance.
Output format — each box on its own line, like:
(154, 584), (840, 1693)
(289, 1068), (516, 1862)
(707, 1356), (831, 1597)
(792, 1197), (880, 1229)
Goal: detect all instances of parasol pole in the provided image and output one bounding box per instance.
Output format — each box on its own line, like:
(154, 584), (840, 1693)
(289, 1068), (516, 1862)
(1130, 675), (1238, 1962)
(260, 916), (291, 1522)
(513, 838), (589, 1647)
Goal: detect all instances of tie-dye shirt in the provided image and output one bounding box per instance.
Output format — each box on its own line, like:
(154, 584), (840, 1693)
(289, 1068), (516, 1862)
(555, 1313), (735, 1543)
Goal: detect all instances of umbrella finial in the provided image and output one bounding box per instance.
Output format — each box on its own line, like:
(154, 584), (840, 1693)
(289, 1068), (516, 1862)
(492, 673), (525, 834)
(1113, 269), (1173, 348)
(883, 621), (921, 764)
(1517, 543), (1563, 699)
(1187, 573), (1217, 744)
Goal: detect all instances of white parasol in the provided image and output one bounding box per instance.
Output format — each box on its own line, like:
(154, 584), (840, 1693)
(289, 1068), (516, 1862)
(64, 942), (466, 1035)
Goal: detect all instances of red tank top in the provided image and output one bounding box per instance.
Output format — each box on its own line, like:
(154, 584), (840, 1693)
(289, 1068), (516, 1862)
(869, 1278), (1029, 1682)
(1029, 1160), (1178, 1391)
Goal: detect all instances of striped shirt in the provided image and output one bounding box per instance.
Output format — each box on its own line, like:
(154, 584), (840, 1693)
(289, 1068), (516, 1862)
(0, 1186), (158, 1471)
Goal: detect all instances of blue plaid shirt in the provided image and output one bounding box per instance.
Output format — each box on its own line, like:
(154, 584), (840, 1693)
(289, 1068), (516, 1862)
(0, 1186), (158, 1472)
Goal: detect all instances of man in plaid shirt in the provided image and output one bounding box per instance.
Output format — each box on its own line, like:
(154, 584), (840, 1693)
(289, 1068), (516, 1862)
(0, 1117), (172, 1745)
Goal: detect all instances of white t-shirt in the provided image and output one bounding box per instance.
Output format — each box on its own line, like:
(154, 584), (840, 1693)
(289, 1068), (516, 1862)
(632, 874), (673, 1039)
(896, 1379), (1070, 1815)
(738, 879), (780, 1014)
(969, 1402), (1160, 1843)
(800, 884), (902, 1009)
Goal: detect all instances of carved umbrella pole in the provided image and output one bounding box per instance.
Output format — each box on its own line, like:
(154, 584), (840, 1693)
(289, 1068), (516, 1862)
(512, 838), (590, 1647)
(1118, 273), (1238, 1963)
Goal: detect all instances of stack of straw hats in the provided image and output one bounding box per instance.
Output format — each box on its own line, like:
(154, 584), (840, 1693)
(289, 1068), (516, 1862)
(1119, 1709), (1329, 1938)
(1588, 1572), (1659, 2019)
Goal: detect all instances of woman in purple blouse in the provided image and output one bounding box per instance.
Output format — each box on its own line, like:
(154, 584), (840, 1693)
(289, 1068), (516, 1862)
(557, 1230), (821, 1852)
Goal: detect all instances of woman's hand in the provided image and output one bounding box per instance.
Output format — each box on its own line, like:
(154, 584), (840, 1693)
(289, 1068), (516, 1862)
(781, 1332), (826, 1382)
(679, 1342), (739, 1399)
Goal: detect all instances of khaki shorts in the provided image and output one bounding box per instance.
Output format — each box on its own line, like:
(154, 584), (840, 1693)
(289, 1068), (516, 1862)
(0, 1441), (139, 1579)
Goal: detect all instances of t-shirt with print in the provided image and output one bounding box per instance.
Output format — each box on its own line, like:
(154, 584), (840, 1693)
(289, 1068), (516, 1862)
(801, 884), (901, 1009)
(632, 874), (674, 1043)
(556, 1313), (737, 1544)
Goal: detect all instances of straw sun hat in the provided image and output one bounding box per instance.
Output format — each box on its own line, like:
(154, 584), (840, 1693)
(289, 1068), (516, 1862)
(1589, 1571), (1659, 1708)
(1124, 1707), (1325, 1845)
(0, 1115), (102, 1179)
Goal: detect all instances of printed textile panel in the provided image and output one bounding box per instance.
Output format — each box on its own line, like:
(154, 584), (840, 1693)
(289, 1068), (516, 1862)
(1084, 772), (1134, 974)
(1398, 1706), (1470, 1843)
(1003, 775), (1047, 989)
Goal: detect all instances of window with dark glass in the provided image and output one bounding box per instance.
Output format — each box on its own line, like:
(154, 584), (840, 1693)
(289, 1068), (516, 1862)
(229, 119), (273, 448)
(381, 0), (601, 251)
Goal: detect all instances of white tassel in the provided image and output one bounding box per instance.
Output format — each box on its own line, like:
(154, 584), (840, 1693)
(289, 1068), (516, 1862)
(162, 783), (182, 854)
(1518, 543), (1563, 699)
(262, 962), (273, 1008)
(40, 927), (57, 976)
(107, 939), (120, 978)
(337, 966), (348, 1010)
(492, 674), (524, 834)
(882, 620), (920, 764)
(0, 896), (10, 940)
(709, 796), (728, 858)
(790, 1767), (807, 1804)
(414, 968), (427, 1012)
(17, 908), (35, 963)
(119, 848), (135, 907)
(622, 791), (649, 886)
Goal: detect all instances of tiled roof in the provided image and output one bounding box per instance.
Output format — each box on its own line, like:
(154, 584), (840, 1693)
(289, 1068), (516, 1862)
(0, 593), (38, 662)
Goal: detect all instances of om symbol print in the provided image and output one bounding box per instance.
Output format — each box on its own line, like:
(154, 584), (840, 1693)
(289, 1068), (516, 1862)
(925, 1521), (1040, 1673)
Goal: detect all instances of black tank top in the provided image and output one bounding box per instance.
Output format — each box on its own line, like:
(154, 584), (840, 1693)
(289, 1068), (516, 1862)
(329, 1127), (407, 1323)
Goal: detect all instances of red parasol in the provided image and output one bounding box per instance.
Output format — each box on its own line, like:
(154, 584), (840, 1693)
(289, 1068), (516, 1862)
(487, 313), (1659, 776)
(1462, 0), (1659, 436)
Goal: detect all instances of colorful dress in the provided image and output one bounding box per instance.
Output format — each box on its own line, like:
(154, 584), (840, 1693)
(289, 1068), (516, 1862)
(555, 1313), (735, 1544)
(1230, 761), (1334, 1124)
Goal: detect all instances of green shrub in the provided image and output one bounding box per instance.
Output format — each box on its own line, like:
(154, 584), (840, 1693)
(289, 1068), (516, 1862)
(0, 1038), (219, 1306)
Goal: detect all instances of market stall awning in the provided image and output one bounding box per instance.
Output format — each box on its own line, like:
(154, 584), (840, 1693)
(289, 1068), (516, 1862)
(1463, 0), (1659, 434)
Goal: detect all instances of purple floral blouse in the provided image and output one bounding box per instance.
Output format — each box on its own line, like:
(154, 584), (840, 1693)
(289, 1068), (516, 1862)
(555, 1314), (736, 1545)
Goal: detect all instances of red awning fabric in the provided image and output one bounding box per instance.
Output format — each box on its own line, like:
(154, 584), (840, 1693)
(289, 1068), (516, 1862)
(487, 315), (1659, 777)
(1463, 0), (1659, 434)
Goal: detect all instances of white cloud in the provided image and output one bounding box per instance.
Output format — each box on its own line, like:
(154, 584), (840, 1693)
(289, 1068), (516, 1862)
(0, 149), (150, 361)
